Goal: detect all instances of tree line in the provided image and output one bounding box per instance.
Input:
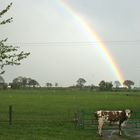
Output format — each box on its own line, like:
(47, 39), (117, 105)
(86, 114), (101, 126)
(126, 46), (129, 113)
(0, 75), (136, 90)
(0, 76), (40, 89)
(76, 78), (135, 91)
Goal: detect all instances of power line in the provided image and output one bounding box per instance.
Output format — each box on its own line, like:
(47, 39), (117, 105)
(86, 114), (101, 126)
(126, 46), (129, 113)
(5, 40), (140, 44)
(4, 40), (140, 47)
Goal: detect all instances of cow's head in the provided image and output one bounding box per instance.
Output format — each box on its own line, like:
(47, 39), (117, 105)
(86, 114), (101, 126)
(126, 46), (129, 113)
(125, 109), (132, 118)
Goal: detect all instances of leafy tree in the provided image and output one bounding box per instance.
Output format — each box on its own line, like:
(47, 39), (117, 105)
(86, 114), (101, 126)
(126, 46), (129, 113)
(55, 82), (58, 87)
(0, 75), (5, 83)
(11, 76), (39, 89)
(0, 3), (30, 74)
(90, 84), (94, 90)
(11, 76), (23, 88)
(105, 82), (113, 91)
(114, 80), (121, 88)
(123, 80), (134, 90)
(99, 80), (113, 91)
(0, 75), (7, 89)
(22, 77), (28, 88)
(99, 80), (106, 91)
(76, 78), (86, 89)
(46, 83), (52, 88)
(29, 79), (39, 88)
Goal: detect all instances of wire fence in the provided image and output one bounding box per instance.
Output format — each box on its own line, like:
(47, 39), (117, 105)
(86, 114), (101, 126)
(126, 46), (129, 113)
(0, 106), (140, 131)
(0, 105), (75, 125)
(73, 110), (140, 130)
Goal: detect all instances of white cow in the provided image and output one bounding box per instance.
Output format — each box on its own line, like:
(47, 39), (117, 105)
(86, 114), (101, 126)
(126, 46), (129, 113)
(95, 109), (132, 136)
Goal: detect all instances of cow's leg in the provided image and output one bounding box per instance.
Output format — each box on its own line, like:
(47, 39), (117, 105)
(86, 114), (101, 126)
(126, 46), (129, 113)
(98, 118), (104, 136)
(119, 123), (122, 136)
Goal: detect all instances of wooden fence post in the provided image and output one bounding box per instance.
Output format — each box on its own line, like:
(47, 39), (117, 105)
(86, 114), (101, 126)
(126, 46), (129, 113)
(9, 105), (12, 125)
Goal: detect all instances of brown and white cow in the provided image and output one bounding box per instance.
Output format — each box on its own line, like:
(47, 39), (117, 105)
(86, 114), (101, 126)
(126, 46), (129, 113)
(95, 109), (132, 136)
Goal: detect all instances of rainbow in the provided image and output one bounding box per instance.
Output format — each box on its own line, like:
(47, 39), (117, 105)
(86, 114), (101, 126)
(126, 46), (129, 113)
(58, 0), (124, 85)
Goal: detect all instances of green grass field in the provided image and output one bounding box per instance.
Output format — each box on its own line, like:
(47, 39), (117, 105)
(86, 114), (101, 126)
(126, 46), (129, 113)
(0, 89), (139, 140)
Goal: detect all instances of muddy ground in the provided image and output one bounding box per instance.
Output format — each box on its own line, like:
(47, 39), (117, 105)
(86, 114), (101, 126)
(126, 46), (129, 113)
(101, 129), (140, 140)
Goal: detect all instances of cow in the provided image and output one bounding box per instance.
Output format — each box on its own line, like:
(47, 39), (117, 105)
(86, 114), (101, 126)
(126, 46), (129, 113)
(95, 109), (132, 136)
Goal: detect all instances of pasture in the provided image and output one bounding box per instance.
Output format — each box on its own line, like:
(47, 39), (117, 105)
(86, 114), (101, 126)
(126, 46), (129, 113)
(0, 89), (140, 140)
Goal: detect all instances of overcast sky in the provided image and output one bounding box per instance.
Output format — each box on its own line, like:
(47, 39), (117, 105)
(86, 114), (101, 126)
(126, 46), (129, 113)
(1, 0), (140, 87)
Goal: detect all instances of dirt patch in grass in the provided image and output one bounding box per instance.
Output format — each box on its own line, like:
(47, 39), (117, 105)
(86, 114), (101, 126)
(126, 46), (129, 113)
(101, 129), (140, 140)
